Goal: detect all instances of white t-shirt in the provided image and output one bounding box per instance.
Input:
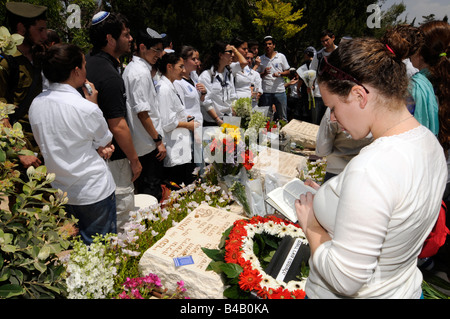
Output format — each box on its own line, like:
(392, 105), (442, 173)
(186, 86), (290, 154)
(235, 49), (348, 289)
(29, 83), (115, 206)
(307, 125), (447, 298)
(174, 71), (203, 123)
(157, 75), (192, 167)
(199, 66), (237, 123)
(230, 62), (263, 99)
(309, 46), (337, 97)
(122, 56), (163, 157)
(257, 52), (290, 94)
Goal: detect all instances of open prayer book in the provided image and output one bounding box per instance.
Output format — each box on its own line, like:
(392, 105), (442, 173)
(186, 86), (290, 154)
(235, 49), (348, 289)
(266, 178), (317, 223)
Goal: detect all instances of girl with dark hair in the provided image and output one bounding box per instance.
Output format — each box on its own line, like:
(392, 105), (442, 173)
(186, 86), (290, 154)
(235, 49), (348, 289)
(174, 46), (206, 165)
(158, 53), (196, 185)
(294, 38), (447, 299)
(417, 20), (450, 275)
(29, 43), (116, 245)
(198, 41), (237, 126)
(417, 21), (450, 157)
(382, 24), (439, 136)
(230, 37), (262, 102)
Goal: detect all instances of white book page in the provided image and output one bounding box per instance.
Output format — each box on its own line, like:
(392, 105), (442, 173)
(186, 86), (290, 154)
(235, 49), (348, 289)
(284, 179), (316, 198)
(266, 178), (317, 223)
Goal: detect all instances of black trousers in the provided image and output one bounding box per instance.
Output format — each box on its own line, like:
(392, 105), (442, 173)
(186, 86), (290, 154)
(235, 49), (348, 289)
(135, 149), (164, 201)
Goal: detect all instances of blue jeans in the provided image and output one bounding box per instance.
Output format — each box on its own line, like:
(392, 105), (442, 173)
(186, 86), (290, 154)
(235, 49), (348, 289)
(260, 92), (288, 121)
(65, 192), (117, 245)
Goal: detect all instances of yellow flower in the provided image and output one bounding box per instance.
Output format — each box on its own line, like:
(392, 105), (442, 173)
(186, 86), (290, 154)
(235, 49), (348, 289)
(221, 123), (241, 143)
(0, 26), (24, 55)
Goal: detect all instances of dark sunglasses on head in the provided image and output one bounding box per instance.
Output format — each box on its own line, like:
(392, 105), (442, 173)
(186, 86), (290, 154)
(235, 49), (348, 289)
(318, 57), (370, 94)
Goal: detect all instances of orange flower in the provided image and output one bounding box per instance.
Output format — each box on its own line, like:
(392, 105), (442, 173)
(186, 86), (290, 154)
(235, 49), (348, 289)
(242, 150), (254, 171)
(292, 289), (306, 299)
(224, 249), (241, 264)
(239, 267), (262, 291)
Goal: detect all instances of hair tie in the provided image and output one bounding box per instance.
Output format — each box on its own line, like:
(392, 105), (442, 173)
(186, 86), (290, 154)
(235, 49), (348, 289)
(440, 52), (447, 57)
(385, 44), (396, 57)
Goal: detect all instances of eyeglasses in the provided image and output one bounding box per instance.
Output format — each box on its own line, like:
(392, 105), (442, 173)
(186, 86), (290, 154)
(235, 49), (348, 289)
(150, 47), (163, 54)
(318, 57), (370, 94)
(223, 50), (233, 54)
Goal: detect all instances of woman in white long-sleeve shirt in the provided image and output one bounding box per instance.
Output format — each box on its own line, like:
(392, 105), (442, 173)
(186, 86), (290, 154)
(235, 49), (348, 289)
(295, 38), (447, 299)
(157, 52), (196, 185)
(29, 43), (116, 245)
(229, 38), (263, 104)
(174, 46), (206, 166)
(199, 41), (237, 126)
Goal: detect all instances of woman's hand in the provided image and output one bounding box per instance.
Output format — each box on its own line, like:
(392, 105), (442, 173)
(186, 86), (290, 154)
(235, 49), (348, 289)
(97, 143), (115, 160)
(295, 192), (317, 231)
(295, 190), (331, 255)
(304, 178), (320, 191)
(82, 80), (98, 105)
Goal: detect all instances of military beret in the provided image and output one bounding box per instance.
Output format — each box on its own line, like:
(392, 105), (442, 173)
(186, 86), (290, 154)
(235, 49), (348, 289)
(6, 2), (47, 19)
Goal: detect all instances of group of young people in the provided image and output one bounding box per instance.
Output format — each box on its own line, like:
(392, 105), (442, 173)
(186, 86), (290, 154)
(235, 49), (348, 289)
(2, 1), (450, 299)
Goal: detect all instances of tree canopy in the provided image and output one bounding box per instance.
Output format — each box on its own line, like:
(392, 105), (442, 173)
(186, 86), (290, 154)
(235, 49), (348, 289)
(0, 0), (438, 67)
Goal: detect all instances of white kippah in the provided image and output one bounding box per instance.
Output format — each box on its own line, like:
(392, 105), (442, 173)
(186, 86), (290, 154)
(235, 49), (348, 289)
(146, 27), (162, 39)
(92, 11), (110, 25)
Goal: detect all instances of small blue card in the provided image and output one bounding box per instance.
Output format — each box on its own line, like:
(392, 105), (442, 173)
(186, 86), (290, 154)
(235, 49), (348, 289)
(173, 255), (194, 267)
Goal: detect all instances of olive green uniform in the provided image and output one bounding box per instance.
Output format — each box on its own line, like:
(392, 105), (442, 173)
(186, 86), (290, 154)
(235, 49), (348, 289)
(0, 50), (43, 125)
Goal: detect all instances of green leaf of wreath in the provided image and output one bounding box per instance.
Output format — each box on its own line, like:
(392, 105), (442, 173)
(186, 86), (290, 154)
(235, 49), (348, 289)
(201, 247), (224, 262)
(219, 263), (243, 279)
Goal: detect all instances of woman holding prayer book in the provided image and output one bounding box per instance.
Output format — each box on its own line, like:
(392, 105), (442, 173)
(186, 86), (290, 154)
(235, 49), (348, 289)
(295, 38), (447, 299)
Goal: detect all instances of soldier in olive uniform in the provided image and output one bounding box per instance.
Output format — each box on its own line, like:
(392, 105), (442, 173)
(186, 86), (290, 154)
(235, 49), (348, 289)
(0, 2), (48, 168)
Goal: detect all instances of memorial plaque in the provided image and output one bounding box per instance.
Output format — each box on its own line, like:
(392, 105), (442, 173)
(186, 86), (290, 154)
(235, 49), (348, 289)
(138, 205), (244, 299)
(281, 119), (319, 149)
(252, 146), (308, 180)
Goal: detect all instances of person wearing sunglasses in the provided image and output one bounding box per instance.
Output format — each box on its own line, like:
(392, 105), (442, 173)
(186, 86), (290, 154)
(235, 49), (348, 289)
(198, 41), (237, 126)
(295, 37), (447, 299)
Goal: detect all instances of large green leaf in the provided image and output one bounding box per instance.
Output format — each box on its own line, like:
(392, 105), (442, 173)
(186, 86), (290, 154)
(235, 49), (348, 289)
(1, 245), (16, 253)
(0, 284), (25, 298)
(219, 263), (243, 279)
(201, 247), (224, 262)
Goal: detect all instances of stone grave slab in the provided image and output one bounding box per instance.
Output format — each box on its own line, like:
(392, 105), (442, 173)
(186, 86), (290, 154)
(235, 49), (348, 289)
(251, 146), (307, 181)
(281, 119), (319, 149)
(138, 204), (243, 299)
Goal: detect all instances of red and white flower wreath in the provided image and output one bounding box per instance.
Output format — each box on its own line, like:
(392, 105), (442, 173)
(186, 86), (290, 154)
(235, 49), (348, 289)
(225, 215), (308, 299)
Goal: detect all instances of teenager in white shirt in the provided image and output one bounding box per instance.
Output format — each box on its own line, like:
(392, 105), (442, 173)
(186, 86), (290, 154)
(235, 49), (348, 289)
(174, 46), (206, 166)
(257, 36), (290, 121)
(229, 38), (263, 104)
(29, 43), (116, 245)
(157, 52), (196, 185)
(295, 38), (447, 299)
(245, 50), (263, 106)
(309, 30), (338, 124)
(122, 28), (167, 201)
(199, 41), (237, 126)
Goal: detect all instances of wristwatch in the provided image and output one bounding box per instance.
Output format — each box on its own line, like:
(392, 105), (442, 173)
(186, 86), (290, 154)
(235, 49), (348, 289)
(153, 134), (162, 143)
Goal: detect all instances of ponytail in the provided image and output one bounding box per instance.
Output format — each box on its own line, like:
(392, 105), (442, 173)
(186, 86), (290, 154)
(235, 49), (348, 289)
(420, 21), (450, 155)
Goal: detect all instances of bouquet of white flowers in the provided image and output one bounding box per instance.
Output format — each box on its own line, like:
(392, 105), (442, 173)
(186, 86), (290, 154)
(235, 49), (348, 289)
(0, 26), (23, 56)
(299, 70), (317, 110)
